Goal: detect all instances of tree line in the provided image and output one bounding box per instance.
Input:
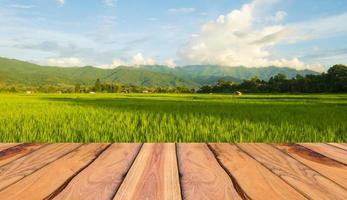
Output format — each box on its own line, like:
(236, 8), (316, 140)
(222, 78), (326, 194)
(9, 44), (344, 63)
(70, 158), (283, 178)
(1, 64), (346, 94)
(198, 64), (347, 93)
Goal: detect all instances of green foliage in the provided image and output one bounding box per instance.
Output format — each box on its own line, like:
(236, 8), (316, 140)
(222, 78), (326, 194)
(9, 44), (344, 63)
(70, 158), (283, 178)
(0, 93), (346, 142)
(199, 65), (347, 93)
(0, 57), (318, 91)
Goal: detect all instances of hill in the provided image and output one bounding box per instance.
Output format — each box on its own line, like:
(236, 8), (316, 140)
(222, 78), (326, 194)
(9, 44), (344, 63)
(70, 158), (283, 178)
(141, 65), (319, 83)
(0, 57), (319, 88)
(0, 58), (196, 88)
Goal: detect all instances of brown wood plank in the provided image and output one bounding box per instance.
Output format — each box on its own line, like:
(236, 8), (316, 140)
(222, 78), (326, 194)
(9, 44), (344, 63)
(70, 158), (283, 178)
(301, 143), (347, 165)
(0, 144), (109, 200)
(0, 144), (43, 167)
(0, 143), (81, 190)
(327, 143), (347, 151)
(177, 143), (243, 200)
(114, 144), (181, 200)
(0, 144), (19, 152)
(238, 144), (347, 200)
(53, 143), (141, 200)
(275, 144), (347, 189)
(209, 143), (306, 200)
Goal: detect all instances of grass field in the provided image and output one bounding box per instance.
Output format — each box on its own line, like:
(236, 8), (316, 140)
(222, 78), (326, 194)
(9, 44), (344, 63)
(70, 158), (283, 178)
(0, 93), (346, 142)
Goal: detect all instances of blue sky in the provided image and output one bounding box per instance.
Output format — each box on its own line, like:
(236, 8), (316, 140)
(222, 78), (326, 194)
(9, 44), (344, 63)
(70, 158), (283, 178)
(0, 0), (347, 71)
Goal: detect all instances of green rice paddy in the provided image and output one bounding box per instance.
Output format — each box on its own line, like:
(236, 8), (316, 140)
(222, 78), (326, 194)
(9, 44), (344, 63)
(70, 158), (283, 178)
(0, 93), (346, 142)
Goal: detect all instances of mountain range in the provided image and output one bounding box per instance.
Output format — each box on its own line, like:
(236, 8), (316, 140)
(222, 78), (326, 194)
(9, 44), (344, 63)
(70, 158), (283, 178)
(0, 57), (319, 88)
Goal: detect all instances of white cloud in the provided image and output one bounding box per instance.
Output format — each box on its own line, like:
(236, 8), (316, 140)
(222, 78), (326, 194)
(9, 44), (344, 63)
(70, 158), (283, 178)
(164, 59), (177, 68)
(47, 57), (83, 67)
(103, 0), (117, 7)
(56, 0), (65, 6)
(9, 4), (36, 9)
(130, 53), (156, 66)
(266, 11), (287, 22)
(179, 0), (347, 71)
(168, 7), (196, 14)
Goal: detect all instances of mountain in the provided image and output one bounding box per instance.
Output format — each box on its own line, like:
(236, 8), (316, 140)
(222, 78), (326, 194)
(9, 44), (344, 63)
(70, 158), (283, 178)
(141, 65), (319, 83)
(0, 58), (196, 88)
(0, 57), (319, 88)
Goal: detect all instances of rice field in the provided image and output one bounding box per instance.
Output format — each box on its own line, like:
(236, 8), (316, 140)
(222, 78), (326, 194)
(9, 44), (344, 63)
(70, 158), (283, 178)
(0, 93), (346, 143)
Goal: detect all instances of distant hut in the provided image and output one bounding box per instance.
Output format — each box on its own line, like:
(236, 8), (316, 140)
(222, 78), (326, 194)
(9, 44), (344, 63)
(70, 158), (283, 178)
(142, 90), (149, 94)
(234, 91), (243, 96)
(89, 92), (96, 94)
(26, 91), (32, 94)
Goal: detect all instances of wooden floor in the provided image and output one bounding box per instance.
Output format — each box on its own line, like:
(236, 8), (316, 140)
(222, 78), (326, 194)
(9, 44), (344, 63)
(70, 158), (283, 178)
(0, 143), (346, 200)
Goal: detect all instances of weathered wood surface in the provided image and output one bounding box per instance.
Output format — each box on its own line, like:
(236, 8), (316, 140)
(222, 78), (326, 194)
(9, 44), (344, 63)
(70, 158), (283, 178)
(0, 143), (345, 199)
(177, 144), (243, 200)
(275, 144), (347, 189)
(0, 143), (82, 190)
(209, 143), (306, 200)
(238, 144), (347, 200)
(114, 144), (181, 200)
(0, 144), (43, 167)
(328, 143), (347, 151)
(301, 143), (347, 165)
(0, 144), (19, 152)
(54, 144), (141, 200)
(0, 144), (108, 200)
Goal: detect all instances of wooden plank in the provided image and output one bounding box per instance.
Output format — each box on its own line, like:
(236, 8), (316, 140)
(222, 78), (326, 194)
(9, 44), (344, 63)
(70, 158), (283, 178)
(209, 143), (306, 200)
(301, 143), (347, 165)
(275, 144), (347, 189)
(0, 143), (81, 190)
(53, 143), (141, 200)
(0, 144), (43, 167)
(238, 144), (347, 200)
(0, 144), (19, 152)
(114, 144), (181, 200)
(328, 143), (347, 151)
(177, 143), (243, 200)
(0, 144), (109, 200)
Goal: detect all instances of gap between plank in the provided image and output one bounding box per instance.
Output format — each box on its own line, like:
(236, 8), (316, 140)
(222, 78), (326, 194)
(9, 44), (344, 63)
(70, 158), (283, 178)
(175, 143), (185, 200)
(109, 143), (144, 200)
(271, 144), (347, 191)
(206, 143), (250, 200)
(0, 144), (49, 168)
(0, 144), (83, 192)
(325, 143), (347, 152)
(234, 144), (311, 200)
(44, 143), (113, 200)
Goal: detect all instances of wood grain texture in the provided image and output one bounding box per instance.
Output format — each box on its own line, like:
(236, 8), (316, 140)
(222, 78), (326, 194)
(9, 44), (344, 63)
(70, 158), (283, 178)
(275, 144), (347, 189)
(328, 143), (347, 151)
(0, 143), (81, 190)
(0, 144), (43, 167)
(301, 143), (347, 165)
(0, 144), (19, 152)
(114, 144), (181, 200)
(209, 143), (306, 200)
(53, 143), (141, 200)
(0, 144), (108, 200)
(238, 144), (347, 200)
(177, 143), (243, 200)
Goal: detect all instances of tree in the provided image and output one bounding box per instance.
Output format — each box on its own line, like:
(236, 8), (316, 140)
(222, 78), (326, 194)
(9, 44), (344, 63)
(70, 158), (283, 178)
(94, 78), (101, 92)
(74, 84), (81, 93)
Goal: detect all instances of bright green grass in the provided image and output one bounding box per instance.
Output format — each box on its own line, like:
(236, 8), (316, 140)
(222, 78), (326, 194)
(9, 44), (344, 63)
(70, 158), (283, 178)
(0, 93), (346, 142)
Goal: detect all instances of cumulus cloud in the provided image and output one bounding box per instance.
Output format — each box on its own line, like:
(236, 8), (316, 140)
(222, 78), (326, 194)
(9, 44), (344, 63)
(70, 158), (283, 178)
(178, 0), (347, 71)
(130, 53), (156, 66)
(97, 54), (179, 69)
(47, 57), (84, 67)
